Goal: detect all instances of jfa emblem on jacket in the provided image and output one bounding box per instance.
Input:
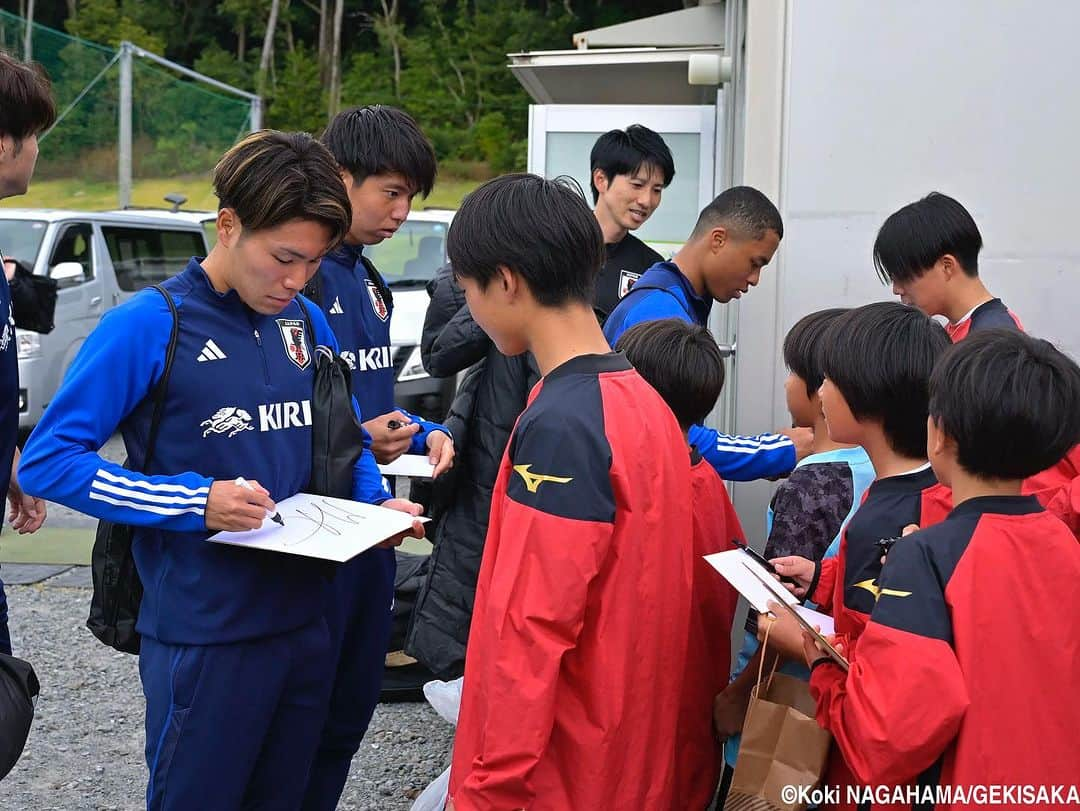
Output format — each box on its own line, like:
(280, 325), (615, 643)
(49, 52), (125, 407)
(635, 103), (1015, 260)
(365, 279), (389, 322)
(276, 318), (310, 370)
(618, 270), (641, 299)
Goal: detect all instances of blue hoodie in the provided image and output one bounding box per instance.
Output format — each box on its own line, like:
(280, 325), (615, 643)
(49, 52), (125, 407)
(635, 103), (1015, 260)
(19, 259), (391, 645)
(603, 261), (796, 481)
(316, 244), (446, 450)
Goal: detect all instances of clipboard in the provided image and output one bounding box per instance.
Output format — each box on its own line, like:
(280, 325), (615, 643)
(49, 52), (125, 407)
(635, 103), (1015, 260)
(704, 549), (799, 613)
(743, 563), (850, 671)
(378, 454), (436, 478)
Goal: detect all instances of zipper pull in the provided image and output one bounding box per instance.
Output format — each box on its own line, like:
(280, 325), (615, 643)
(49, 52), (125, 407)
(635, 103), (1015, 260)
(253, 328), (262, 346)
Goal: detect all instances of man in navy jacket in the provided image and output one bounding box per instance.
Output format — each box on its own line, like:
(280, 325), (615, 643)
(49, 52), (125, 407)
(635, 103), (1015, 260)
(604, 186), (810, 481)
(302, 106), (454, 810)
(20, 132), (422, 811)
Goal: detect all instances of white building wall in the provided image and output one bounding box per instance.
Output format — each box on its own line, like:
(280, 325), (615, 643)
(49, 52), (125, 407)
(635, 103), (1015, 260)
(734, 0), (1080, 541)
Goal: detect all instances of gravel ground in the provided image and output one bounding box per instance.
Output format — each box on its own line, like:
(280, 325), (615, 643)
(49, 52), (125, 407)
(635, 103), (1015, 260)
(1, 435), (454, 809)
(0, 583), (455, 810)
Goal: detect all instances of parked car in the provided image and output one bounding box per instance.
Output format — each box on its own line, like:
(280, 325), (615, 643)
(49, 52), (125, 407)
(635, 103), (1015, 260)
(363, 208), (457, 422)
(2, 203), (460, 432)
(0, 208), (215, 430)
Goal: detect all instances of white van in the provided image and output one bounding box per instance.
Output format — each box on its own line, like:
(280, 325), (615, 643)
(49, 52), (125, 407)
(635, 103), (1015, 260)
(0, 208), (214, 430)
(363, 207), (457, 421)
(2, 205), (460, 431)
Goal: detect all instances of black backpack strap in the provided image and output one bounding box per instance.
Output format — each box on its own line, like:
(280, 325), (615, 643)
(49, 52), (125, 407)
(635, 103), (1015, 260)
(142, 285), (179, 474)
(301, 269), (323, 307)
(294, 295), (317, 346)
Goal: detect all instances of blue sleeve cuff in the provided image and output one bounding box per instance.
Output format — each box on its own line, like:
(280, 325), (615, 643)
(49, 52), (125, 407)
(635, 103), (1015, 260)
(397, 408), (452, 455)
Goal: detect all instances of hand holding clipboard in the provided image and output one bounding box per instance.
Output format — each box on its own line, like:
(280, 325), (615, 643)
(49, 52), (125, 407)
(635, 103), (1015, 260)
(743, 564), (849, 671)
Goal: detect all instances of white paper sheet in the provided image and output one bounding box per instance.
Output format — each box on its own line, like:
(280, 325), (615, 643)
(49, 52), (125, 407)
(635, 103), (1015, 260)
(207, 493), (428, 562)
(378, 454), (436, 478)
(704, 548), (799, 613)
(793, 605), (835, 637)
(706, 549), (848, 669)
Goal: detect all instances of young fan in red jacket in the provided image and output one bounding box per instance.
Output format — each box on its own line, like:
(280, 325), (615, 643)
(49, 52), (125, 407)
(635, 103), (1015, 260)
(444, 175), (697, 811)
(769, 303), (952, 661)
(805, 330), (1080, 808)
(872, 192), (1023, 341)
(616, 317), (741, 809)
(871, 191), (1080, 534)
(767, 303), (952, 810)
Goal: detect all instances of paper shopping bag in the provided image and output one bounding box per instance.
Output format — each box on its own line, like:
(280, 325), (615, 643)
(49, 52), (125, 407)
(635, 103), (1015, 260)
(724, 671), (831, 811)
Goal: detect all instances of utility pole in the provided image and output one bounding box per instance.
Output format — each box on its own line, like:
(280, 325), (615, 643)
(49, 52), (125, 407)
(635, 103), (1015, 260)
(23, 0), (34, 60)
(118, 41), (133, 209)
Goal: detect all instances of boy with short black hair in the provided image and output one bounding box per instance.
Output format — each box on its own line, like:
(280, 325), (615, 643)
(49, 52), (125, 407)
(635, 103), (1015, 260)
(615, 316), (741, 810)
(766, 302), (951, 809)
(589, 124), (675, 316)
(303, 104), (453, 810)
(880, 193), (1080, 541)
(445, 175), (695, 811)
(713, 308), (874, 793)
(315, 104), (449, 465)
(603, 186), (810, 482)
(806, 329), (1080, 794)
(614, 316), (724, 426)
(874, 191), (1022, 341)
(770, 302), (953, 655)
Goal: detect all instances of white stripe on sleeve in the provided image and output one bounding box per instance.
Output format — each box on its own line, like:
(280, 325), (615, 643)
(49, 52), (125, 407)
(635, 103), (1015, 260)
(90, 480), (208, 507)
(95, 469), (210, 496)
(89, 491), (206, 517)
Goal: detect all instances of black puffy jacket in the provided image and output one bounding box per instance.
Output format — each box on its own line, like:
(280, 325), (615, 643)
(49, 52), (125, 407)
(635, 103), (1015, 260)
(404, 265), (540, 678)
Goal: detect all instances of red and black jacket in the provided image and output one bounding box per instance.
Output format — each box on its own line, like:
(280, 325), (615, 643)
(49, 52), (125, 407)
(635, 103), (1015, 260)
(674, 455), (740, 810)
(811, 496), (1080, 807)
(811, 466), (952, 651)
(945, 297), (1023, 342)
(449, 353), (696, 811)
(946, 303), (1080, 539)
(808, 466), (952, 810)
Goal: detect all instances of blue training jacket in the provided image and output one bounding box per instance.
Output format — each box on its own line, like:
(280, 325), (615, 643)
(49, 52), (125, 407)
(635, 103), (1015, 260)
(603, 261), (796, 481)
(316, 244), (446, 451)
(19, 259), (390, 646)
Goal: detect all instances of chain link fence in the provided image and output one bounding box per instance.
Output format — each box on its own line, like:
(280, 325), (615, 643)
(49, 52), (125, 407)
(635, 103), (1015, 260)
(0, 11), (254, 199)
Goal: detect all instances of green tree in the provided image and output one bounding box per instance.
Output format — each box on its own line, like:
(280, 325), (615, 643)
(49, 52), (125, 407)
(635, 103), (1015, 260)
(268, 45), (324, 132)
(340, 50), (397, 109)
(30, 0), (689, 182)
(65, 0), (166, 52)
(400, 0), (571, 165)
(472, 111), (524, 173)
(194, 41), (256, 92)
(218, 0), (269, 62)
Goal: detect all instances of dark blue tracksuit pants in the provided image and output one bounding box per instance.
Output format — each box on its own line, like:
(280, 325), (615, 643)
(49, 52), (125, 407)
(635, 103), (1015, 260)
(139, 618), (333, 811)
(301, 547), (396, 810)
